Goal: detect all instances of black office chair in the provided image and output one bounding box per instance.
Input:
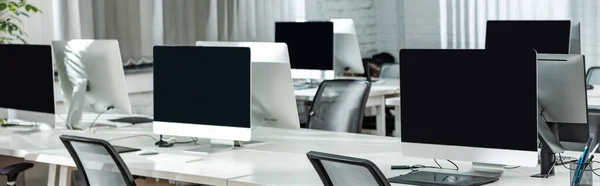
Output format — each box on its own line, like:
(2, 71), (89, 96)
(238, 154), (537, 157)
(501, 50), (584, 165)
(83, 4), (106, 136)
(587, 67), (600, 89)
(307, 80), (371, 133)
(0, 163), (33, 186)
(307, 151), (391, 186)
(59, 135), (136, 186)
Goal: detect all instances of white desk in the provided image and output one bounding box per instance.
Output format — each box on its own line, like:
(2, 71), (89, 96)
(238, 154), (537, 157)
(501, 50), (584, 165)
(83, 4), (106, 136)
(386, 97), (401, 138)
(24, 125), (402, 186)
(295, 82), (399, 136)
(11, 125), (594, 186)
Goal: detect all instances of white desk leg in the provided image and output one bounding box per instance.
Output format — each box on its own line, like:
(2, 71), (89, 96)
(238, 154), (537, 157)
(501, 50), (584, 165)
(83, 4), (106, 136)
(376, 97), (386, 136)
(47, 164), (57, 186)
(394, 105), (401, 138)
(58, 166), (69, 186)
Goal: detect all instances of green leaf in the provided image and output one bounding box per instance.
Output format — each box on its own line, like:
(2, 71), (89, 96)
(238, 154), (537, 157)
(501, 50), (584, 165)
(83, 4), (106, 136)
(0, 3), (7, 11)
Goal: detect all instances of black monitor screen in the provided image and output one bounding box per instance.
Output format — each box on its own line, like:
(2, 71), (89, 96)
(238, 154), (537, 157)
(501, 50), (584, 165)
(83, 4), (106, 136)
(0, 44), (55, 114)
(275, 22), (334, 70)
(153, 46), (251, 129)
(400, 49), (538, 152)
(485, 20), (571, 54)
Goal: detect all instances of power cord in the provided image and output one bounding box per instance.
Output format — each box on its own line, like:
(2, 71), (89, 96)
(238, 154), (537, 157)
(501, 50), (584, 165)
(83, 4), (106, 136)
(108, 134), (158, 142)
(88, 106), (114, 131)
(173, 137), (199, 145)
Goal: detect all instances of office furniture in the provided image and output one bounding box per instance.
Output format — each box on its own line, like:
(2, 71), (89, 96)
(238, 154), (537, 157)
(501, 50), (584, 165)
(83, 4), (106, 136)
(1, 123), (597, 186)
(59, 135), (136, 186)
(0, 163), (33, 186)
(385, 97), (400, 138)
(379, 63), (400, 79)
(587, 67), (600, 85)
(307, 151), (391, 186)
(296, 84), (399, 136)
(307, 80), (371, 133)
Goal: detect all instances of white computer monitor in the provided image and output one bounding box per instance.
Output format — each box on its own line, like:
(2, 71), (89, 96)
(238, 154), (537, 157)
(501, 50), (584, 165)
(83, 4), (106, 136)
(0, 44), (56, 128)
(196, 41), (301, 129)
(331, 19), (364, 75)
(538, 54), (588, 124)
(153, 46), (252, 146)
(52, 40), (132, 128)
(396, 49), (538, 184)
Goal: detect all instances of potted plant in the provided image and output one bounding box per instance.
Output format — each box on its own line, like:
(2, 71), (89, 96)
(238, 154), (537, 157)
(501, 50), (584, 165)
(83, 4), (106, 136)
(0, 0), (40, 124)
(0, 0), (41, 44)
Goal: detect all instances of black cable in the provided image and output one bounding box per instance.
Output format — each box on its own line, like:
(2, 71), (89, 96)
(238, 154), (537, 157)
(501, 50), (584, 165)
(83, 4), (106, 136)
(88, 106), (113, 130)
(504, 166), (521, 169)
(446, 160), (459, 171)
(433, 159), (442, 169)
(174, 137), (198, 145)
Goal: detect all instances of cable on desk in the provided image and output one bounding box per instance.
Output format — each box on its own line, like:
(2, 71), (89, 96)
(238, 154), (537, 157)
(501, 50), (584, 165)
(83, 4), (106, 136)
(433, 159), (459, 171)
(174, 137), (199, 145)
(447, 160), (459, 171)
(108, 134), (157, 142)
(504, 166), (521, 169)
(88, 106), (114, 131)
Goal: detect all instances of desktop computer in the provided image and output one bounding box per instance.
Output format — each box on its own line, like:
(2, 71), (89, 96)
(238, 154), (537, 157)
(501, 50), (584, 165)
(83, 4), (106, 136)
(153, 46), (252, 153)
(52, 40), (133, 129)
(276, 21), (334, 81)
(390, 49), (538, 185)
(535, 54), (588, 177)
(195, 41), (300, 129)
(485, 20), (571, 54)
(0, 44), (55, 128)
(331, 19), (365, 76)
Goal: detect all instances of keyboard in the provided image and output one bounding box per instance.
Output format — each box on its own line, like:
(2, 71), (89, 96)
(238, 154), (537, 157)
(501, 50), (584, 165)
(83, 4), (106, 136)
(389, 171), (499, 186)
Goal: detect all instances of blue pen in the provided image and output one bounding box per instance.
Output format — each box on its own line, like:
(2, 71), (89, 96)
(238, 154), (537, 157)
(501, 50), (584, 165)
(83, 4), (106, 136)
(573, 138), (594, 186)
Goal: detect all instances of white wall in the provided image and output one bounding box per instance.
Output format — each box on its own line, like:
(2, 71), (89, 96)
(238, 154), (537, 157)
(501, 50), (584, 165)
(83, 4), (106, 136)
(306, 0), (442, 61)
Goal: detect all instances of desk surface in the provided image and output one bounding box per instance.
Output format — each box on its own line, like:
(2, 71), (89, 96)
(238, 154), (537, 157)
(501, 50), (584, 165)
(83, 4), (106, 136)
(19, 124), (593, 186)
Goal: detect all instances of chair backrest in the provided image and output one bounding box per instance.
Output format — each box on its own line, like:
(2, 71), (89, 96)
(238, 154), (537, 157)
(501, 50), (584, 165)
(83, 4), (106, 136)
(307, 80), (371, 133)
(307, 151), (391, 186)
(59, 135), (136, 186)
(379, 63), (399, 79)
(587, 67), (600, 85)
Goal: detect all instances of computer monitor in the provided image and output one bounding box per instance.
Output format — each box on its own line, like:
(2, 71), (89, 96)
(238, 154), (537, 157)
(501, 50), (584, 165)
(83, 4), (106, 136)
(153, 46), (252, 145)
(196, 41), (300, 129)
(275, 21), (334, 79)
(0, 44), (55, 127)
(486, 20), (571, 54)
(52, 40), (132, 129)
(331, 19), (365, 75)
(535, 54), (587, 177)
(538, 54), (588, 125)
(397, 49), (538, 181)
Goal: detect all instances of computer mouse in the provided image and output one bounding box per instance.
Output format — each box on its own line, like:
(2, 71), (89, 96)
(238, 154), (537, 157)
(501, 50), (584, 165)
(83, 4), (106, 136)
(136, 149), (159, 156)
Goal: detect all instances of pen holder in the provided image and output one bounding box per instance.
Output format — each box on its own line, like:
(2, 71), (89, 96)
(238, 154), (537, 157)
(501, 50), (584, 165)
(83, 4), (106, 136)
(570, 162), (593, 186)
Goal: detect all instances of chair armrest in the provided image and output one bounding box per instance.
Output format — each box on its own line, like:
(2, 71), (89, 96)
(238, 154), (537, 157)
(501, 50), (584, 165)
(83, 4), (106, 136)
(0, 163), (33, 176)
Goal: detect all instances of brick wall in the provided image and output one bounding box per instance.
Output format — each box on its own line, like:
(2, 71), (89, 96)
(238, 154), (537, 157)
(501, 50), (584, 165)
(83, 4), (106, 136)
(315, 0), (379, 57)
(309, 0), (443, 61)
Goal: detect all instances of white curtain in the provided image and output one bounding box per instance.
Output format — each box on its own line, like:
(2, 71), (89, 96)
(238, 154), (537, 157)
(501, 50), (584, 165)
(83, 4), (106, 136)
(439, 0), (571, 50)
(21, 0), (156, 66)
(161, 0), (305, 45)
(438, 0), (600, 68)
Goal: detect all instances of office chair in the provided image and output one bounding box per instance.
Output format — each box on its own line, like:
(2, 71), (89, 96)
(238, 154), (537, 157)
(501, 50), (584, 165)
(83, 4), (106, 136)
(379, 63), (399, 79)
(307, 151), (391, 186)
(59, 135), (136, 186)
(307, 80), (371, 133)
(0, 163), (33, 186)
(587, 67), (600, 85)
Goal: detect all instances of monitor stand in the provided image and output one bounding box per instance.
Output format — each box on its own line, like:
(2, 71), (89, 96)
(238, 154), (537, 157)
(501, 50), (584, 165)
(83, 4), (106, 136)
(184, 140), (266, 154)
(531, 109), (566, 178)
